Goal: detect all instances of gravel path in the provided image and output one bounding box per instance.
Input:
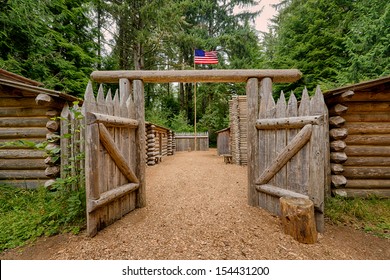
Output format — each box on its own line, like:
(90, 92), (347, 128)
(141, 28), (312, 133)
(1, 149), (389, 259)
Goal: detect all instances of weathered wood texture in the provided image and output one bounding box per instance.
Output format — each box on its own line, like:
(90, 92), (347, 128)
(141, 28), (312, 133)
(324, 79), (390, 198)
(91, 69), (302, 84)
(229, 95), (247, 165)
(216, 128), (230, 156)
(145, 123), (174, 165)
(248, 84), (328, 233)
(83, 80), (146, 236)
(0, 84), (67, 188)
(280, 197), (318, 244)
(175, 132), (209, 152)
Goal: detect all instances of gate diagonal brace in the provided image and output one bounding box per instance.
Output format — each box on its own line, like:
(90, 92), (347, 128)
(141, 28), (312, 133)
(256, 124), (312, 185)
(98, 123), (139, 183)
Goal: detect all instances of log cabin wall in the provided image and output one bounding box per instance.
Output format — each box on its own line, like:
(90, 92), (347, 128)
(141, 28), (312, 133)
(145, 122), (174, 165)
(0, 69), (78, 188)
(324, 75), (390, 198)
(229, 95), (248, 165)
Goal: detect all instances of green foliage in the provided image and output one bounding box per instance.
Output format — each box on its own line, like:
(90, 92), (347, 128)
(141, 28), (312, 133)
(325, 196), (390, 239)
(0, 183), (85, 252)
(264, 0), (390, 94)
(0, 0), (98, 96)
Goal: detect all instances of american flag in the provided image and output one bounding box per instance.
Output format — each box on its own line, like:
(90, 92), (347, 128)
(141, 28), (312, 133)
(194, 49), (218, 64)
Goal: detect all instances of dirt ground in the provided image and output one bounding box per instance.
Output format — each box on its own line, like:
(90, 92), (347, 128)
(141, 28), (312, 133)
(1, 149), (389, 260)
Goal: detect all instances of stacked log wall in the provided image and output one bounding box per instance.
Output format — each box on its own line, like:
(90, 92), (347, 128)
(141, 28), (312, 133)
(229, 95), (248, 165)
(327, 87), (390, 197)
(0, 90), (65, 188)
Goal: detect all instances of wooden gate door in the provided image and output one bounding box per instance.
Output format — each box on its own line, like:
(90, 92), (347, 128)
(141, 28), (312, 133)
(247, 78), (329, 232)
(84, 79), (145, 236)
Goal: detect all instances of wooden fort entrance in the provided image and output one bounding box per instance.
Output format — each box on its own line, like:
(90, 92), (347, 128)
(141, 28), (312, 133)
(85, 69), (328, 236)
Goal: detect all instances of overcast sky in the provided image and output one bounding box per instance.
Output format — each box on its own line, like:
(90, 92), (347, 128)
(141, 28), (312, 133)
(235, 0), (281, 33)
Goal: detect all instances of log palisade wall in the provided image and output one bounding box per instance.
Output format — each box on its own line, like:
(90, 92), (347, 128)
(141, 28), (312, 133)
(229, 95), (248, 165)
(324, 75), (390, 198)
(0, 69), (78, 188)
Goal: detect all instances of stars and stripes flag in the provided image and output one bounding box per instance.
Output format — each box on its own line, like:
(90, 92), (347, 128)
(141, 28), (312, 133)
(194, 49), (218, 64)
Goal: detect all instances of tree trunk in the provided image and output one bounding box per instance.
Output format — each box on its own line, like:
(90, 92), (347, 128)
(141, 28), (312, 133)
(280, 197), (318, 244)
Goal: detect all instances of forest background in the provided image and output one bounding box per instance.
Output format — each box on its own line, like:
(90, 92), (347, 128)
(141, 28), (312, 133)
(1, 0), (389, 145)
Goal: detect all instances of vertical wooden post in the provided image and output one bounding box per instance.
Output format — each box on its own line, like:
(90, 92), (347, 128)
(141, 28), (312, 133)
(134, 80), (146, 208)
(247, 77), (259, 206)
(258, 77), (274, 211)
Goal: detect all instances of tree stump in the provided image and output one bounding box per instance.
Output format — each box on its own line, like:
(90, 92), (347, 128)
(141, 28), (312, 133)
(280, 197), (318, 244)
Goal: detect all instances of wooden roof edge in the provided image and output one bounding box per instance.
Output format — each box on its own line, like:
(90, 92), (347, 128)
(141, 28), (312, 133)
(0, 69), (43, 86)
(145, 121), (172, 132)
(216, 127), (230, 133)
(0, 78), (80, 103)
(324, 75), (390, 97)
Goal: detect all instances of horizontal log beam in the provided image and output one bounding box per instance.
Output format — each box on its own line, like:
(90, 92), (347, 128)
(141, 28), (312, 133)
(345, 122), (390, 135)
(0, 127), (48, 139)
(0, 149), (46, 159)
(332, 188), (390, 198)
(345, 156), (390, 166)
(256, 184), (309, 199)
(0, 117), (48, 127)
(345, 145), (390, 156)
(345, 134), (390, 145)
(0, 159), (46, 170)
(0, 179), (46, 189)
(0, 107), (49, 117)
(343, 166), (390, 179)
(256, 184), (322, 211)
(255, 115), (323, 130)
(87, 112), (139, 128)
(347, 102), (390, 113)
(35, 93), (63, 108)
(98, 123), (139, 183)
(344, 113), (390, 122)
(88, 183), (139, 213)
(174, 136), (209, 139)
(0, 170), (47, 179)
(256, 124), (312, 185)
(346, 179), (390, 189)
(91, 69), (302, 84)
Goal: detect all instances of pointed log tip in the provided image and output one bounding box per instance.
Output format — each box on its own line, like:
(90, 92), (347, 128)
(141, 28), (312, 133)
(97, 84), (105, 101)
(105, 88), (113, 102)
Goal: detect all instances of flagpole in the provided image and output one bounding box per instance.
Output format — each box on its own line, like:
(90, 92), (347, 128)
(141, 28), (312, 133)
(193, 49), (197, 152)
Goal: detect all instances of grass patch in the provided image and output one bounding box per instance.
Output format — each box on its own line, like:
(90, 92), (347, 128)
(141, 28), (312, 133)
(0, 183), (85, 252)
(325, 195), (390, 238)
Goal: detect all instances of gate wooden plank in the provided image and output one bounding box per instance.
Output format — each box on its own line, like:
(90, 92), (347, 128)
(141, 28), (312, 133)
(96, 85), (110, 227)
(247, 78), (260, 206)
(297, 89), (310, 195)
(256, 124), (312, 185)
(134, 80), (146, 208)
(98, 123), (139, 183)
(286, 93), (298, 192)
(119, 78), (132, 216)
(257, 78), (273, 210)
(309, 86), (326, 232)
(275, 92), (287, 188)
